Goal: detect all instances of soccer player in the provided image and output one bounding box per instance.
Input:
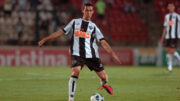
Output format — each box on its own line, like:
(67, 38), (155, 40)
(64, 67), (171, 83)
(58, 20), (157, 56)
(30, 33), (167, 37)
(38, 2), (121, 101)
(160, 2), (180, 72)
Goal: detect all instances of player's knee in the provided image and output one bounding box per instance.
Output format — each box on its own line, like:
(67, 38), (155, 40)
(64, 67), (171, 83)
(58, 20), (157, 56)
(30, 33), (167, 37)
(168, 50), (175, 54)
(72, 69), (81, 76)
(72, 72), (79, 76)
(101, 74), (107, 81)
(171, 50), (176, 54)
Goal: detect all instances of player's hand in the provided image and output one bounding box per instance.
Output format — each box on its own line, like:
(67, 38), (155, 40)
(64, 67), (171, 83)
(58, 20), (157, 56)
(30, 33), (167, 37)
(117, 59), (122, 65)
(114, 56), (122, 65)
(38, 39), (46, 47)
(118, 61), (122, 65)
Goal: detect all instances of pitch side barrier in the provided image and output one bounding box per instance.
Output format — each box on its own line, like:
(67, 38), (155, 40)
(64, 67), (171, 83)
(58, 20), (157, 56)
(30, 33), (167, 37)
(0, 47), (132, 66)
(0, 47), (179, 66)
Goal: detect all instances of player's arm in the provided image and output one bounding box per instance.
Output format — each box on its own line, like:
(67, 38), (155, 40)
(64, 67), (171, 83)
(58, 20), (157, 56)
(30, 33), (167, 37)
(38, 29), (65, 47)
(38, 19), (74, 47)
(160, 27), (167, 45)
(161, 15), (168, 45)
(100, 39), (122, 65)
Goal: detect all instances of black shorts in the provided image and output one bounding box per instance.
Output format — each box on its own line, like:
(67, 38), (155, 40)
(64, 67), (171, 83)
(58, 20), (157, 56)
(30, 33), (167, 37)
(164, 39), (178, 48)
(71, 55), (104, 72)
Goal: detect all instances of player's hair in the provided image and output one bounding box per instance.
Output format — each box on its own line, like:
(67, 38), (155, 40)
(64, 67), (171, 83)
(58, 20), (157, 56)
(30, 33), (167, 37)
(82, 2), (94, 10)
(166, 1), (175, 8)
(168, 1), (175, 5)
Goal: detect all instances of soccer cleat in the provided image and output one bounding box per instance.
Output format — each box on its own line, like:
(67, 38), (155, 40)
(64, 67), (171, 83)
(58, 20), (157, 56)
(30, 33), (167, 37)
(165, 69), (173, 73)
(103, 84), (114, 95)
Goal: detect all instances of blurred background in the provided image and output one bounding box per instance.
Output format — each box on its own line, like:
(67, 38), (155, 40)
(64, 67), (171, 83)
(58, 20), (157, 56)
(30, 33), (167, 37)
(0, 0), (180, 66)
(0, 1), (179, 101)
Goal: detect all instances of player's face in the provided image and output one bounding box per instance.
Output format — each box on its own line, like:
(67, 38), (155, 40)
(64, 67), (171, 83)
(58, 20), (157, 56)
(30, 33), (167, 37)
(82, 6), (94, 20)
(168, 4), (175, 13)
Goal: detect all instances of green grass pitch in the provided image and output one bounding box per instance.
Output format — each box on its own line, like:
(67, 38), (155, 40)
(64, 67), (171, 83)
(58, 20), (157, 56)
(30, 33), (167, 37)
(0, 66), (180, 101)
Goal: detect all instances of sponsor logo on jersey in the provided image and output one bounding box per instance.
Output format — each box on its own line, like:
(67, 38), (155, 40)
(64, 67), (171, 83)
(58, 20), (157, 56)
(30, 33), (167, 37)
(167, 20), (175, 26)
(75, 31), (90, 38)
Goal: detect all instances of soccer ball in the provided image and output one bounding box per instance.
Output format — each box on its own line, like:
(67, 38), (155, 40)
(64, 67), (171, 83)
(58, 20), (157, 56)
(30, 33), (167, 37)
(90, 93), (104, 101)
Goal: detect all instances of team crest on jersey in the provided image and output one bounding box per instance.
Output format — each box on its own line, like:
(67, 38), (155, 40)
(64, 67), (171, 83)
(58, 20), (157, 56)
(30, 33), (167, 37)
(89, 26), (93, 30)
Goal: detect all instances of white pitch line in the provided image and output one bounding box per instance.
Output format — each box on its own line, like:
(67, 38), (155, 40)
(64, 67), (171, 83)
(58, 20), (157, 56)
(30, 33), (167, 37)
(0, 77), (64, 82)
(26, 72), (60, 77)
(26, 72), (97, 79)
(0, 72), (98, 82)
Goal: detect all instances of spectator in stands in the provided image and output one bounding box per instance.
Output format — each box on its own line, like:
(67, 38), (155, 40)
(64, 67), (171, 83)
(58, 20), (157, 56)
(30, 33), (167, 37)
(29, 0), (39, 10)
(58, 12), (69, 26)
(123, 1), (135, 13)
(37, 0), (53, 11)
(3, 0), (12, 15)
(17, 17), (23, 44)
(18, 0), (26, 10)
(12, 0), (17, 9)
(6, 15), (18, 45)
(96, 0), (106, 19)
(39, 11), (50, 40)
(52, 0), (61, 10)
(0, 12), (5, 44)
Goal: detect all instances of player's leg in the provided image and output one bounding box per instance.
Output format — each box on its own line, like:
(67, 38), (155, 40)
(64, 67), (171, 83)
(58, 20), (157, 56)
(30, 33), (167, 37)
(169, 39), (180, 60)
(164, 39), (177, 72)
(85, 58), (113, 95)
(68, 66), (81, 101)
(68, 56), (84, 101)
(96, 70), (113, 95)
(173, 50), (180, 61)
(166, 48), (175, 72)
(96, 70), (107, 85)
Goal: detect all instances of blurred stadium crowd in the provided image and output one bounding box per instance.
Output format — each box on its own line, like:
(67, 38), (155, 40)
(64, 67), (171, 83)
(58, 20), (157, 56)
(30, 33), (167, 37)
(0, 0), (179, 46)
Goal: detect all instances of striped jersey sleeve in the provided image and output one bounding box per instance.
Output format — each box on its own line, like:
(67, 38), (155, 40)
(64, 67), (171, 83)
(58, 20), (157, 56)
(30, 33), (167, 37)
(164, 15), (168, 27)
(95, 25), (104, 42)
(63, 19), (74, 35)
(178, 14), (180, 38)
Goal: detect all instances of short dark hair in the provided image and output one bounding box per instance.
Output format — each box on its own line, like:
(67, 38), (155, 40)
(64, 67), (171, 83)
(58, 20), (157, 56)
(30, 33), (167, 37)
(82, 2), (94, 10)
(168, 1), (175, 5)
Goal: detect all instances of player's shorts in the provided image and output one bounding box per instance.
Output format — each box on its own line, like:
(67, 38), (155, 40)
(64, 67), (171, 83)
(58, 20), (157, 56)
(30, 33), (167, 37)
(71, 55), (104, 72)
(164, 39), (178, 48)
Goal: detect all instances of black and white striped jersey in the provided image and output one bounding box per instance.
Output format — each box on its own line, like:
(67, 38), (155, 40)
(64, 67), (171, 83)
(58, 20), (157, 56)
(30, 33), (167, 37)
(63, 18), (104, 58)
(164, 12), (180, 39)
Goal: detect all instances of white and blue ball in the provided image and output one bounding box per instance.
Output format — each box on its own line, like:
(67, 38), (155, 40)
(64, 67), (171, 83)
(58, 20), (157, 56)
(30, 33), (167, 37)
(90, 93), (104, 101)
